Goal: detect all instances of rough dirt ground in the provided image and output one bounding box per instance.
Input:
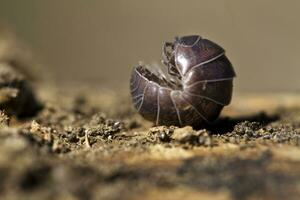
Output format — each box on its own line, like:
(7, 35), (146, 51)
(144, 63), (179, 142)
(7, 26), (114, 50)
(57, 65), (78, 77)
(0, 84), (299, 200)
(0, 28), (300, 200)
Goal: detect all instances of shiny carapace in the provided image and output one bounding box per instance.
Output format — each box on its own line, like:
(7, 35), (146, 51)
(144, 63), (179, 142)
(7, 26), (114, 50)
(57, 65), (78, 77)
(130, 35), (236, 127)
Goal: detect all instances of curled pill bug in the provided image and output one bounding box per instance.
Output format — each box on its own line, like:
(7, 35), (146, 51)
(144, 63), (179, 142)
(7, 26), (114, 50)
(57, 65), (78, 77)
(130, 35), (236, 127)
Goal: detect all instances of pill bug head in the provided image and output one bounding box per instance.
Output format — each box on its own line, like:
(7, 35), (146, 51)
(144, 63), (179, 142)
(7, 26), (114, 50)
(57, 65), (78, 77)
(130, 35), (236, 127)
(163, 35), (226, 77)
(175, 35), (200, 46)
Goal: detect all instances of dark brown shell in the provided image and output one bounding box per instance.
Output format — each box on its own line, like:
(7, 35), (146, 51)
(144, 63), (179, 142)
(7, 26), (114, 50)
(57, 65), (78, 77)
(130, 35), (236, 127)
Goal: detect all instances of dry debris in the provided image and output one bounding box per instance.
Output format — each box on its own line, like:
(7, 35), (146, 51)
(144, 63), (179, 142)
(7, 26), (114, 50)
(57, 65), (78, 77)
(0, 28), (299, 200)
(0, 62), (40, 117)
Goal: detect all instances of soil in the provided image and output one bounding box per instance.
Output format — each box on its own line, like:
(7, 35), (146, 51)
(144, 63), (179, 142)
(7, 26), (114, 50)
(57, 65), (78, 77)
(0, 84), (298, 200)
(0, 31), (299, 200)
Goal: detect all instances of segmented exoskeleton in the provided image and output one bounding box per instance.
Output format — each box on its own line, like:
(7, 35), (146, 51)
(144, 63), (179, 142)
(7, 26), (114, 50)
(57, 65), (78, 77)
(130, 35), (236, 127)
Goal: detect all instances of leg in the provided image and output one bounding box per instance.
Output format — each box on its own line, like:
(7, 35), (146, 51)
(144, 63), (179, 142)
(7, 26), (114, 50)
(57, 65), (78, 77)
(162, 60), (180, 78)
(162, 42), (174, 63)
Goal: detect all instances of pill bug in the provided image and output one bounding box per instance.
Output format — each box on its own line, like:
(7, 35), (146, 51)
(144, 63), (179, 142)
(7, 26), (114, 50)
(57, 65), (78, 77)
(130, 35), (236, 127)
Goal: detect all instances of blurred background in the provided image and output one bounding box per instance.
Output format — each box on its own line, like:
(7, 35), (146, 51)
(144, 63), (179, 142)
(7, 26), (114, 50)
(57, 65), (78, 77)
(0, 0), (299, 92)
